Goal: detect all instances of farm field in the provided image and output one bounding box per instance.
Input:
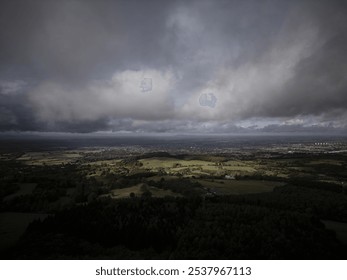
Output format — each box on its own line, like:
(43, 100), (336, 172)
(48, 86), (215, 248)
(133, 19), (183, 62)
(194, 179), (283, 195)
(17, 151), (83, 165)
(105, 184), (180, 199)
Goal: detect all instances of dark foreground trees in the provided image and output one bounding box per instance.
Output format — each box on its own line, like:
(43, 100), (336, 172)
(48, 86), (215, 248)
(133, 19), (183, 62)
(4, 194), (346, 260)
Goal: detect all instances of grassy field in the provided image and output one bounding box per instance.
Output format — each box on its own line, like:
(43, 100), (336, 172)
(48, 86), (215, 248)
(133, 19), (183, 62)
(147, 175), (179, 182)
(194, 179), (284, 195)
(17, 151), (83, 165)
(307, 159), (344, 166)
(139, 157), (259, 176)
(139, 158), (213, 168)
(101, 184), (180, 199)
(84, 159), (122, 166)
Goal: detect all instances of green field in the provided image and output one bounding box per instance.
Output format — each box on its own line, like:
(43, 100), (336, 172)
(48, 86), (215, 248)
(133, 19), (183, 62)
(17, 151), (83, 165)
(138, 157), (259, 176)
(101, 184), (179, 199)
(139, 158), (214, 168)
(194, 179), (284, 195)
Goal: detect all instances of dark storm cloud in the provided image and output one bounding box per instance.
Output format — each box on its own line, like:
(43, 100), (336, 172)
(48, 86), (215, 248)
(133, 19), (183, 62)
(0, 0), (175, 81)
(245, 0), (347, 119)
(0, 93), (38, 131)
(0, 0), (346, 133)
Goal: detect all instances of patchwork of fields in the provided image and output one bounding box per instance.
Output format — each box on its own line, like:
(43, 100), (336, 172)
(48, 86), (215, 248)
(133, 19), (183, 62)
(1, 142), (347, 257)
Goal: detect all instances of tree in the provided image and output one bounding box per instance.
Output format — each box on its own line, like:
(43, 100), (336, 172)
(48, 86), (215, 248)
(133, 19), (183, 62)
(141, 190), (152, 198)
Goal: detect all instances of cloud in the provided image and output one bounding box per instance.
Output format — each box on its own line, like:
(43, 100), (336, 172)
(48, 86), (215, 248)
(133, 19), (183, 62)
(0, 80), (27, 95)
(177, 0), (343, 122)
(0, 107), (17, 127)
(0, 0), (346, 134)
(28, 69), (175, 124)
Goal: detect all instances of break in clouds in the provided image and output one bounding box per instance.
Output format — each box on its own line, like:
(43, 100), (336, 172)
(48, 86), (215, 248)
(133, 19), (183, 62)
(0, 0), (347, 134)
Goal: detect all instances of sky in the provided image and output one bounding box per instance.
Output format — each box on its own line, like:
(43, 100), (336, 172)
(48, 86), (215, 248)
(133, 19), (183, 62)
(0, 0), (346, 134)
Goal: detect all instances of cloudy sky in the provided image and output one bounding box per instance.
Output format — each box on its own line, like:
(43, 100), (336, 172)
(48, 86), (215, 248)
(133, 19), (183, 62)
(0, 0), (346, 134)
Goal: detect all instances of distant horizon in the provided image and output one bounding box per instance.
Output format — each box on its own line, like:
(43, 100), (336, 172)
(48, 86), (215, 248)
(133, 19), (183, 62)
(1, 130), (347, 138)
(1, 129), (347, 138)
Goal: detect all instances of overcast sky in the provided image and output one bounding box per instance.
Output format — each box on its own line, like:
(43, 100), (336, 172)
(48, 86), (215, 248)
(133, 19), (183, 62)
(0, 0), (346, 134)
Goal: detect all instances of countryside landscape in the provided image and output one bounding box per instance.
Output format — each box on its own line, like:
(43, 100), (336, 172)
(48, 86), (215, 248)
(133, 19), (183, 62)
(1, 0), (347, 262)
(1, 135), (347, 259)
